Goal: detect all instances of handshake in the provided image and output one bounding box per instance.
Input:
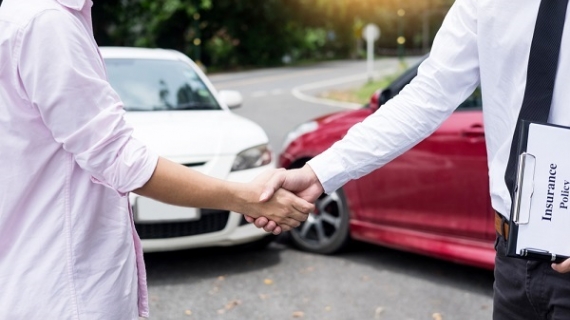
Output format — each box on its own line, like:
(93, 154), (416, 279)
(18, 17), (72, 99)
(242, 164), (324, 235)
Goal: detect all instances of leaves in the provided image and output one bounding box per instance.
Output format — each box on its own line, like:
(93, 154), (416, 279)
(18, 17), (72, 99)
(292, 311), (305, 318)
(93, 0), (455, 70)
(432, 313), (443, 320)
(217, 299), (242, 314)
(374, 307), (385, 319)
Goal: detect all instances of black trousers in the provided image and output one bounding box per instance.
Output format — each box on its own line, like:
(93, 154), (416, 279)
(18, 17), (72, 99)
(494, 235), (570, 320)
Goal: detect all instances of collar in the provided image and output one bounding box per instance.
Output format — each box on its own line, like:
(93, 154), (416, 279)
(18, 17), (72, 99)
(56, 0), (87, 11)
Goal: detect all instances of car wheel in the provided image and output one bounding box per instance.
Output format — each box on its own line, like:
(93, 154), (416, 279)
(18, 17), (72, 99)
(290, 188), (350, 254)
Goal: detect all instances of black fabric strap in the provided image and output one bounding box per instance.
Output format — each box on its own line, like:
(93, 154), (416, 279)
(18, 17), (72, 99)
(504, 0), (569, 197)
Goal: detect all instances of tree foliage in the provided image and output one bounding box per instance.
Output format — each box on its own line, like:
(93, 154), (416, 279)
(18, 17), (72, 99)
(92, 0), (454, 70)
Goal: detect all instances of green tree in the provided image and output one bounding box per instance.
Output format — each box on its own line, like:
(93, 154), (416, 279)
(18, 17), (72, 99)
(92, 0), (454, 70)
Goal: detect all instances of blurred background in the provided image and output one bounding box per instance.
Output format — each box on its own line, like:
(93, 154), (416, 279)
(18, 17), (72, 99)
(90, 0), (453, 71)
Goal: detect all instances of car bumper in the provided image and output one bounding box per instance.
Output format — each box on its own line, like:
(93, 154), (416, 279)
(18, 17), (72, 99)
(131, 160), (274, 252)
(140, 219), (269, 252)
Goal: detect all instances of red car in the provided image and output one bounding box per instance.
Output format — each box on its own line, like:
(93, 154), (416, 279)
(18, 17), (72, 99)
(279, 56), (495, 270)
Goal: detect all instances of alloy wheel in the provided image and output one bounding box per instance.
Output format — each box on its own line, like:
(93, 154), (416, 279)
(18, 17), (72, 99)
(290, 188), (350, 254)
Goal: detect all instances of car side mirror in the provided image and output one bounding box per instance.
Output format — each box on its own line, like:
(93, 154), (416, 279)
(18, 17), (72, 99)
(369, 89), (392, 112)
(218, 90), (243, 109)
(369, 90), (381, 111)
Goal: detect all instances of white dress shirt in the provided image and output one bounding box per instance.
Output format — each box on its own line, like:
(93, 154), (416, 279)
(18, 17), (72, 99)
(308, 0), (570, 219)
(0, 0), (157, 318)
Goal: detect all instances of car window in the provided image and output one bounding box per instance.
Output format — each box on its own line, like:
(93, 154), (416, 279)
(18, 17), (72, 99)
(105, 59), (221, 111)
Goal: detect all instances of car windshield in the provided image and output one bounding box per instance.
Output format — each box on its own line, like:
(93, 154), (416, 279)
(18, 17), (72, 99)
(105, 58), (221, 111)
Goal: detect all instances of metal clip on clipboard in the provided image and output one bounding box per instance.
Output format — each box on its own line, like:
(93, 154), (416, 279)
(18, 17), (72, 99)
(512, 152), (536, 225)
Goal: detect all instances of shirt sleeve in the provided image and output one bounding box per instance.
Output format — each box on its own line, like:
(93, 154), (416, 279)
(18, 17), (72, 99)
(17, 9), (158, 195)
(308, 0), (481, 194)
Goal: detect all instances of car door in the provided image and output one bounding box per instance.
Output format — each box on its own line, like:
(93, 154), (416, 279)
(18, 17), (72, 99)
(352, 89), (491, 240)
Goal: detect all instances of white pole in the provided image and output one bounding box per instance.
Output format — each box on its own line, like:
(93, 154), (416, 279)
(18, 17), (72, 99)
(367, 38), (374, 82)
(362, 24), (380, 83)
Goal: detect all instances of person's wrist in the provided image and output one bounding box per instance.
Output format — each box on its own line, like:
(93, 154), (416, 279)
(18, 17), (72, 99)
(228, 182), (259, 218)
(302, 164), (324, 192)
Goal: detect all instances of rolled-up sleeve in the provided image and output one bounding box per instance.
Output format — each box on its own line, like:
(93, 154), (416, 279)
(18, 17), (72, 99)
(308, 0), (481, 194)
(17, 9), (158, 194)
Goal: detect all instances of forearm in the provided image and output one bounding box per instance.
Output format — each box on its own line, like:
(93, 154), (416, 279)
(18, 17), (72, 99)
(309, 1), (480, 194)
(134, 157), (313, 230)
(134, 157), (250, 213)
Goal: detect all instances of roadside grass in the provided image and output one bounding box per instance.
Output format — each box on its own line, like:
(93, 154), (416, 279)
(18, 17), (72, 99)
(320, 61), (408, 104)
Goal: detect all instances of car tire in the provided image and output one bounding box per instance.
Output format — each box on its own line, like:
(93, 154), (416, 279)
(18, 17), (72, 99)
(289, 188), (350, 254)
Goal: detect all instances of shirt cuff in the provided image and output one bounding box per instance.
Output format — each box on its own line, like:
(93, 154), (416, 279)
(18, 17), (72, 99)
(91, 137), (159, 196)
(307, 149), (351, 194)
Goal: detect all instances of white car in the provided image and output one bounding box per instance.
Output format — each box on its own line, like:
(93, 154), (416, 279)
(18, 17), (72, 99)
(100, 47), (273, 252)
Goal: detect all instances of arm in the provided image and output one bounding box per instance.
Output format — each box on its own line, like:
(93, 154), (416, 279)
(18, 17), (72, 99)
(254, 0), (480, 231)
(17, 10), (311, 230)
(135, 158), (312, 230)
(308, 0), (481, 194)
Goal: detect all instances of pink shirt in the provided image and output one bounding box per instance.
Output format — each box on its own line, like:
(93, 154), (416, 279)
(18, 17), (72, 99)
(0, 0), (158, 318)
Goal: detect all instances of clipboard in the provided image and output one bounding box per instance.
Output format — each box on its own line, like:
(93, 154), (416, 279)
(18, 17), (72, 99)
(507, 120), (570, 262)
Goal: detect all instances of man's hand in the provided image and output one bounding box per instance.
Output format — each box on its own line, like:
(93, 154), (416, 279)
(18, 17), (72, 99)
(552, 259), (570, 273)
(237, 168), (314, 233)
(245, 164), (324, 234)
(259, 164), (323, 203)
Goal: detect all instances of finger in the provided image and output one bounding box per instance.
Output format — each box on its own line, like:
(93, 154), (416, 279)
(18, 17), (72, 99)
(285, 201), (312, 223)
(244, 215), (254, 223)
(259, 169), (286, 202)
(552, 258), (570, 273)
(292, 200), (314, 219)
(254, 217), (269, 228)
(280, 217), (301, 229)
(288, 210), (309, 224)
(280, 224), (292, 232)
(272, 226), (282, 235)
(273, 190), (313, 222)
(263, 220), (277, 233)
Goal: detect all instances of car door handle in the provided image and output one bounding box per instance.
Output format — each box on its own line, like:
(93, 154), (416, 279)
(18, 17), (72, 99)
(461, 124), (485, 138)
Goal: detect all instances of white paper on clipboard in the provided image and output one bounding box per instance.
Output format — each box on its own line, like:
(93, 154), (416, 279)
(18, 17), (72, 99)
(512, 123), (570, 258)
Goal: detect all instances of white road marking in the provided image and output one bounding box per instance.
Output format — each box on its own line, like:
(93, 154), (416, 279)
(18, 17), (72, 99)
(291, 70), (394, 110)
(291, 90), (364, 109)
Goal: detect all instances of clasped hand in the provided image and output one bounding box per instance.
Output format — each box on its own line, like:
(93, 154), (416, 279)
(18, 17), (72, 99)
(246, 165), (323, 234)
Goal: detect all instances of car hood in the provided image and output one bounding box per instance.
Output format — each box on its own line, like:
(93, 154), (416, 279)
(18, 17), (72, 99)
(124, 111), (268, 159)
(314, 108), (372, 126)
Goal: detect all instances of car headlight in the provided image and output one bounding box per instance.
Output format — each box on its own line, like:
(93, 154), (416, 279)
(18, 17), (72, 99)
(231, 144), (273, 171)
(281, 121), (319, 151)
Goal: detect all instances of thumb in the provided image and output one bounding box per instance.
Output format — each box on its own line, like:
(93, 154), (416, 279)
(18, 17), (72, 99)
(552, 258), (570, 273)
(259, 169), (286, 202)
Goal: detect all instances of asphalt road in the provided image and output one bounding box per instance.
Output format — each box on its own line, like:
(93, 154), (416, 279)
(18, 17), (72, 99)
(145, 238), (494, 320)
(208, 57), (420, 153)
(145, 57), (495, 320)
